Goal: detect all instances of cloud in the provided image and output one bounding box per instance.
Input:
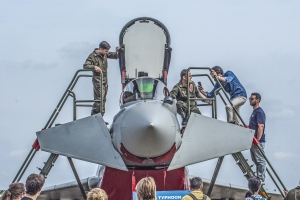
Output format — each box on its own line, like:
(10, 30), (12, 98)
(274, 151), (297, 159)
(1, 170), (9, 176)
(0, 60), (58, 71)
(59, 42), (94, 59)
(267, 108), (296, 119)
(23, 60), (58, 70)
(9, 149), (27, 157)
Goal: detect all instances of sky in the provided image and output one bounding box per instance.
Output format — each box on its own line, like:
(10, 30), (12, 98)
(1, 0), (300, 194)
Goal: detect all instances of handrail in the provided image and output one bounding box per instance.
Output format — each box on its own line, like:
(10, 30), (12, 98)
(44, 70), (93, 129)
(214, 77), (246, 126)
(192, 74), (227, 105)
(185, 67), (286, 198)
(12, 69), (102, 183)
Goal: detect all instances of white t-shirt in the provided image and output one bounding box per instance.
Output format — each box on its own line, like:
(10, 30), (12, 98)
(245, 194), (266, 200)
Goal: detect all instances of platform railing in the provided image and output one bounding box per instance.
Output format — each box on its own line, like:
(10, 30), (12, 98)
(186, 67), (286, 199)
(12, 69), (102, 186)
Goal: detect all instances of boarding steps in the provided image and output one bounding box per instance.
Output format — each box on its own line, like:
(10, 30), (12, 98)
(232, 152), (269, 198)
(187, 67), (287, 199)
(11, 69), (101, 199)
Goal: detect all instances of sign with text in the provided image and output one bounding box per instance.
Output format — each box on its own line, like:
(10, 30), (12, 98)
(133, 190), (190, 200)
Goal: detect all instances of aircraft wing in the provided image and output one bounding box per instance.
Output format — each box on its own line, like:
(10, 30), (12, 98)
(36, 114), (127, 171)
(168, 114), (255, 171)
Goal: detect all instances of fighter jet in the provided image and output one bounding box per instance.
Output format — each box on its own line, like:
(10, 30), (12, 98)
(12, 17), (284, 200)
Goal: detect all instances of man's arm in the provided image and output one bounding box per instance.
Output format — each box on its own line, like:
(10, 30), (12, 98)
(211, 69), (226, 83)
(196, 91), (210, 103)
(107, 46), (120, 59)
(83, 54), (102, 73)
(169, 85), (179, 100)
(221, 71), (235, 83)
(256, 123), (264, 141)
(199, 83), (220, 98)
(216, 76), (226, 82)
(83, 54), (95, 69)
(256, 111), (266, 142)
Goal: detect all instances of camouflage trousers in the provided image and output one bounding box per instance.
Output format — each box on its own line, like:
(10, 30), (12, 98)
(92, 76), (108, 116)
(176, 100), (201, 119)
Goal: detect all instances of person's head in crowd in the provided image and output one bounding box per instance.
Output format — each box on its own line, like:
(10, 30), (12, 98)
(245, 190), (253, 198)
(190, 177), (203, 191)
(98, 41), (111, 55)
(248, 177), (261, 194)
(249, 93), (261, 107)
(87, 188), (108, 200)
(136, 177), (156, 200)
(25, 174), (45, 199)
(1, 183), (25, 200)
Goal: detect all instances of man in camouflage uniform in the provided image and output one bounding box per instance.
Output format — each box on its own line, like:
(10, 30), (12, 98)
(83, 41), (120, 116)
(170, 69), (207, 126)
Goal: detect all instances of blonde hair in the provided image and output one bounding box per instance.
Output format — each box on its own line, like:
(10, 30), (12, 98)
(87, 188), (108, 200)
(136, 177), (156, 200)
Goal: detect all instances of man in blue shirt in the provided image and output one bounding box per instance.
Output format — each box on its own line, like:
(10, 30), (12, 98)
(249, 92), (266, 184)
(199, 66), (247, 124)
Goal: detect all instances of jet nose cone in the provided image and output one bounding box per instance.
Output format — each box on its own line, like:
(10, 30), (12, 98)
(116, 101), (178, 158)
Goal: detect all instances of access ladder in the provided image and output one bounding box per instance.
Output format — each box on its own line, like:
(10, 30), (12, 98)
(186, 67), (287, 199)
(11, 69), (103, 200)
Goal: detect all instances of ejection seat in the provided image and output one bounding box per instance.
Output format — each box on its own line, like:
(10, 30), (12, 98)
(118, 17), (172, 87)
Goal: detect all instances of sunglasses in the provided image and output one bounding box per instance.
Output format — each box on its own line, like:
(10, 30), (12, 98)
(249, 98), (256, 101)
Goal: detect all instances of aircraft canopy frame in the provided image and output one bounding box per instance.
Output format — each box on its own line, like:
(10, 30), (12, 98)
(118, 17), (172, 87)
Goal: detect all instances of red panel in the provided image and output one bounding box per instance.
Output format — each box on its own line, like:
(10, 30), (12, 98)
(32, 139), (40, 151)
(122, 71), (126, 89)
(120, 144), (144, 164)
(163, 70), (168, 85)
(152, 144), (176, 164)
(101, 167), (188, 200)
(120, 143), (176, 165)
(253, 137), (259, 145)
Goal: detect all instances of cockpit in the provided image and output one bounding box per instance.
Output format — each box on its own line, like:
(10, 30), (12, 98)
(120, 77), (169, 106)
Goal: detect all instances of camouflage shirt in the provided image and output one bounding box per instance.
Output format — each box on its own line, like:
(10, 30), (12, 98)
(83, 48), (118, 83)
(170, 80), (199, 104)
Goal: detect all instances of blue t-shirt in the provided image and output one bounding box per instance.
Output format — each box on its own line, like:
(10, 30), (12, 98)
(207, 71), (247, 100)
(249, 107), (266, 142)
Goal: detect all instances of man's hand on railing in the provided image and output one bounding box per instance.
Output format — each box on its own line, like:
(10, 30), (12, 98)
(94, 66), (102, 73)
(116, 46), (121, 54)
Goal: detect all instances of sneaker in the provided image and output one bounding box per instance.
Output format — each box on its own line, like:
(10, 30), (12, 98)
(260, 179), (265, 185)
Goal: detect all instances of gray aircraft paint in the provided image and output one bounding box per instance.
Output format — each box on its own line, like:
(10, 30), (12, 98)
(168, 113), (255, 171)
(36, 114), (127, 171)
(112, 100), (181, 158)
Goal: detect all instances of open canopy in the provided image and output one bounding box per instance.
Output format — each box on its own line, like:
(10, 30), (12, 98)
(119, 17), (172, 86)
